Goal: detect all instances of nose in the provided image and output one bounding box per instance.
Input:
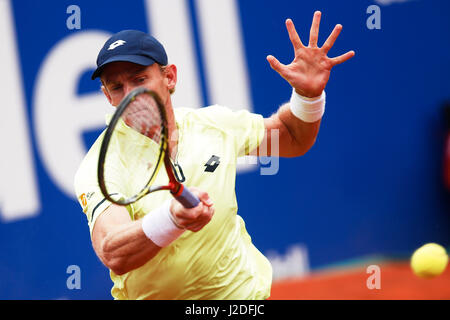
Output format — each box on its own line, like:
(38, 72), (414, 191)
(122, 82), (138, 98)
(112, 81), (145, 107)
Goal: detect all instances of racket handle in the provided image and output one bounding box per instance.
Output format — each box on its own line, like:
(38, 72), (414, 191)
(175, 185), (200, 208)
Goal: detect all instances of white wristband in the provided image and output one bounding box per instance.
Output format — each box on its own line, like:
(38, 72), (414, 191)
(289, 89), (326, 123)
(141, 199), (185, 247)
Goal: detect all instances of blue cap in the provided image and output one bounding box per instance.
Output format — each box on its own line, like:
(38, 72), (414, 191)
(91, 30), (168, 80)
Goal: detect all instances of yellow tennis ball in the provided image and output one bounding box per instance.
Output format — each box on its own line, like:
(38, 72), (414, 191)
(410, 243), (449, 279)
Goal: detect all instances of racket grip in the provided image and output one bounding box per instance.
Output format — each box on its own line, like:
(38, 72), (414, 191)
(175, 185), (200, 208)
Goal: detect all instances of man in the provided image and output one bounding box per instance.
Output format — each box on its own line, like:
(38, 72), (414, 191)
(74, 11), (354, 299)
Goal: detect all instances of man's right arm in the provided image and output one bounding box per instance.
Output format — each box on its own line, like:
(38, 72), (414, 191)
(92, 204), (162, 275)
(91, 188), (214, 275)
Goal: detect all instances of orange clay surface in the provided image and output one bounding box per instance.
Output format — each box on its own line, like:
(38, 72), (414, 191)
(269, 261), (450, 300)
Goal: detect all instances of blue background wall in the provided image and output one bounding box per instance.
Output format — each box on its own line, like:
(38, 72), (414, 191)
(0, 0), (449, 299)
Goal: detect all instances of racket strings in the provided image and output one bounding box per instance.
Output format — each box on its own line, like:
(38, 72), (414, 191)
(123, 94), (164, 144)
(103, 92), (166, 200)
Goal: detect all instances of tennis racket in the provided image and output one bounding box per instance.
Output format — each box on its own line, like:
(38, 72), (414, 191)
(97, 86), (200, 208)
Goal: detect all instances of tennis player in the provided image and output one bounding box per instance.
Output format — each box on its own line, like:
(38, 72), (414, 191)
(74, 11), (354, 299)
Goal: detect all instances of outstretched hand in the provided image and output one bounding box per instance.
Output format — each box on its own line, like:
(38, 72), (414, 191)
(267, 11), (355, 98)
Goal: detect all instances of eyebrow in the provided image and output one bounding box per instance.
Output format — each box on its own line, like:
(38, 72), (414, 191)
(128, 66), (147, 77)
(103, 65), (148, 85)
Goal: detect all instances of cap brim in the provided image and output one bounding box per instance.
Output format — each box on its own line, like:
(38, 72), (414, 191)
(91, 55), (157, 80)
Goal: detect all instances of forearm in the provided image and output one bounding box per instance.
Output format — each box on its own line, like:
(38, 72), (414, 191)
(94, 196), (209, 275)
(277, 102), (321, 156)
(263, 100), (322, 158)
(93, 204), (164, 275)
(100, 219), (162, 275)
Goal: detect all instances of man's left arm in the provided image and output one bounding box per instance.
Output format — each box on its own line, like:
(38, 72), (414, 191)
(259, 11), (355, 158)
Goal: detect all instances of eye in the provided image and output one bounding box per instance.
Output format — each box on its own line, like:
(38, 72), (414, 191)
(135, 76), (146, 84)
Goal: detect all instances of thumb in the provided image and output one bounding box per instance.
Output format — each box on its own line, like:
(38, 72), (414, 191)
(266, 55), (287, 75)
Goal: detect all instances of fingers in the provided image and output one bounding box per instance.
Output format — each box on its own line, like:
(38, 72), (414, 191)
(266, 55), (287, 78)
(171, 187), (215, 232)
(195, 188), (213, 207)
(186, 204), (215, 232)
(322, 24), (342, 53)
(285, 18), (304, 51)
(330, 50), (355, 66)
(178, 203), (214, 232)
(309, 11), (321, 47)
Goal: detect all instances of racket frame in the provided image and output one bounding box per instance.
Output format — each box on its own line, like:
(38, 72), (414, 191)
(97, 87), (170, 206)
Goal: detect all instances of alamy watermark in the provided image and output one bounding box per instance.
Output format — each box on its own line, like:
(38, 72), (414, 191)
(66, 5), (81, 30)
(366, 5), (381, 30)
(366, 264), (381, 290)
(165, 127), (281, 176)
(66, 264), (81, 290)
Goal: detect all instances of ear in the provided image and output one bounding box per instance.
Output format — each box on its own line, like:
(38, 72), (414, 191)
(163, 64), (177, 92)
(101, 85), (113, 106)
